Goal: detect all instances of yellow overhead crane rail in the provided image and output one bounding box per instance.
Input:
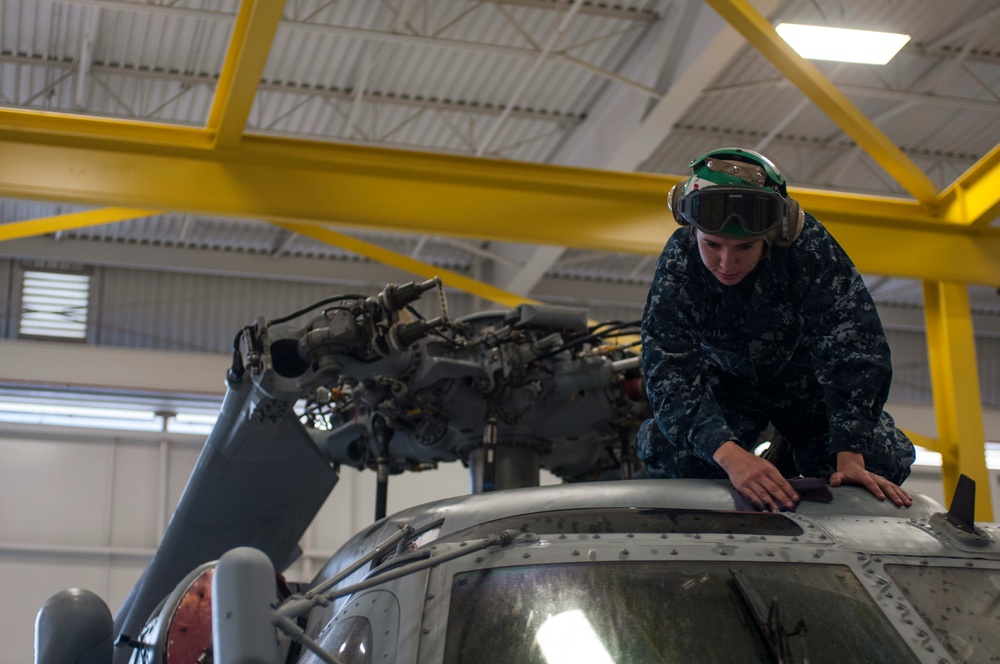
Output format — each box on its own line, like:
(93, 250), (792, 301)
(0, 120), (998, 284)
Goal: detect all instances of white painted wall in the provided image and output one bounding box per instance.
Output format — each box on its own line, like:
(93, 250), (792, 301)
(0, 422), (519, 663)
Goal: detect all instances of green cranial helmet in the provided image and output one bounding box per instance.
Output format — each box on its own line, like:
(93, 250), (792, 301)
(668, 147), (803, 245)
(684, 147), (788, 197)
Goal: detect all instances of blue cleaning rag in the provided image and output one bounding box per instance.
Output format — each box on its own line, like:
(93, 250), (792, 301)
(729, 477), (833, 512)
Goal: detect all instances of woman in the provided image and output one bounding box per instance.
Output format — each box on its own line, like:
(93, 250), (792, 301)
(637, 147), (914, 510)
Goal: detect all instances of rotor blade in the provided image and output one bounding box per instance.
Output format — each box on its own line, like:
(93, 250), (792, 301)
(112, 377), (339, 660)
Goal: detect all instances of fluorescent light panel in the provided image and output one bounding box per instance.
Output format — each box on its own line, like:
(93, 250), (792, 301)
(776, 23), (910, 65)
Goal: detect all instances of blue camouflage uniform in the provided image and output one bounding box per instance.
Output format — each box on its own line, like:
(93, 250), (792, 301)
(636, 213), (915, 483)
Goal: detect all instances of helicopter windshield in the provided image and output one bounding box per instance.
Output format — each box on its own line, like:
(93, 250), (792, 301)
(444, 560), (917, 663)
(886, 564), (1000, 663)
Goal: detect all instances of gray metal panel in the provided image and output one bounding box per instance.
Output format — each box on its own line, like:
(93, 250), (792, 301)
(0, 258), (12, 338)
(359, 478), (947, 543)
(87, 265), (480, 353)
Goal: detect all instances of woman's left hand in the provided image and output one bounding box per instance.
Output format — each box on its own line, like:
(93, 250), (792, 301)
(830, 451), (912, 507)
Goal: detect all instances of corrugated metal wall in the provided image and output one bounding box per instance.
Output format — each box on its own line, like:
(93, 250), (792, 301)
(4, 257), (1000, 408)
(4, 258), (645, 350)
(886, 328), (934, 405)
(27, 263), (483, 353)
(94, 268), (346, 352)
(884, 328), (1000, 409)
(980, 332), (1000, 411)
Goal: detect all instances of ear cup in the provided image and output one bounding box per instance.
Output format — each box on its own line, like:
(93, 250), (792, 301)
(775, 198), (804, 247)
(668, 183), (685, 224)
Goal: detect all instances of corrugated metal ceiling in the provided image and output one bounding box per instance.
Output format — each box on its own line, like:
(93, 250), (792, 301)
(1, 0), (998, 317)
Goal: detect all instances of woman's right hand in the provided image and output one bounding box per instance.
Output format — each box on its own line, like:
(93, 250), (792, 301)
(713, 441), (800, 511)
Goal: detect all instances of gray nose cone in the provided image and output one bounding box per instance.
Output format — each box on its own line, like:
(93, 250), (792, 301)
(35, 588), (113, 664)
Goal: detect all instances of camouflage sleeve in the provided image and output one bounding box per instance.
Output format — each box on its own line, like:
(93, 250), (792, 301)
(641, 237), (737, 465)
(795, 219), (893, 456)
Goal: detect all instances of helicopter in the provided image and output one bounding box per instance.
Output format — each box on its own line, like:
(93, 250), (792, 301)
(34, 279), (1000, 664)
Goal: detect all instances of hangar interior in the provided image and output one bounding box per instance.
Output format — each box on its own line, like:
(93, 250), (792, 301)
(1, 1), (1000, 660)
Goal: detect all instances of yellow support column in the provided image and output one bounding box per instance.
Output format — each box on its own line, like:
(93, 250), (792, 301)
(922, 280), (992, 519)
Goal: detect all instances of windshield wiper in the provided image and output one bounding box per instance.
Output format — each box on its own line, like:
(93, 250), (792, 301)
(729, 567), (809, 664)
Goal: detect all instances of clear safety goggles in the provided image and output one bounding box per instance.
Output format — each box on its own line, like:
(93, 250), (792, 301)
(676, 187), (788, 236)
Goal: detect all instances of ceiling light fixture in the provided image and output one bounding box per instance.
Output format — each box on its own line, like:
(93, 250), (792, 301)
(775, 23), (911, 65)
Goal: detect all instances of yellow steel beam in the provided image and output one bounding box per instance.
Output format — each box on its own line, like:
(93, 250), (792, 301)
(0, 204), (539, 310)
(0, 0), (286, 154)
(937, 141), (1000, 228)
(0, 108), (215, 149)
(271, 220), (540, 309)
(790, 189), (937, 228)
(1, 134), (999, 284)
(0, 207), (158, 242)
(0, 133), (673, 253)
(821, 223), (1000, 287)
(207, 0), (286, 149)
(899, 429), (944, 456)
(704, 0), (941, 205)
(922, 280), (992, 520)
(790, 189), (1000, 285)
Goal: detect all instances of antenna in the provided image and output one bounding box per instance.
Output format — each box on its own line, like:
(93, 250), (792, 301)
(944, 474), (977, 533)
(930, 473), (989, 544)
